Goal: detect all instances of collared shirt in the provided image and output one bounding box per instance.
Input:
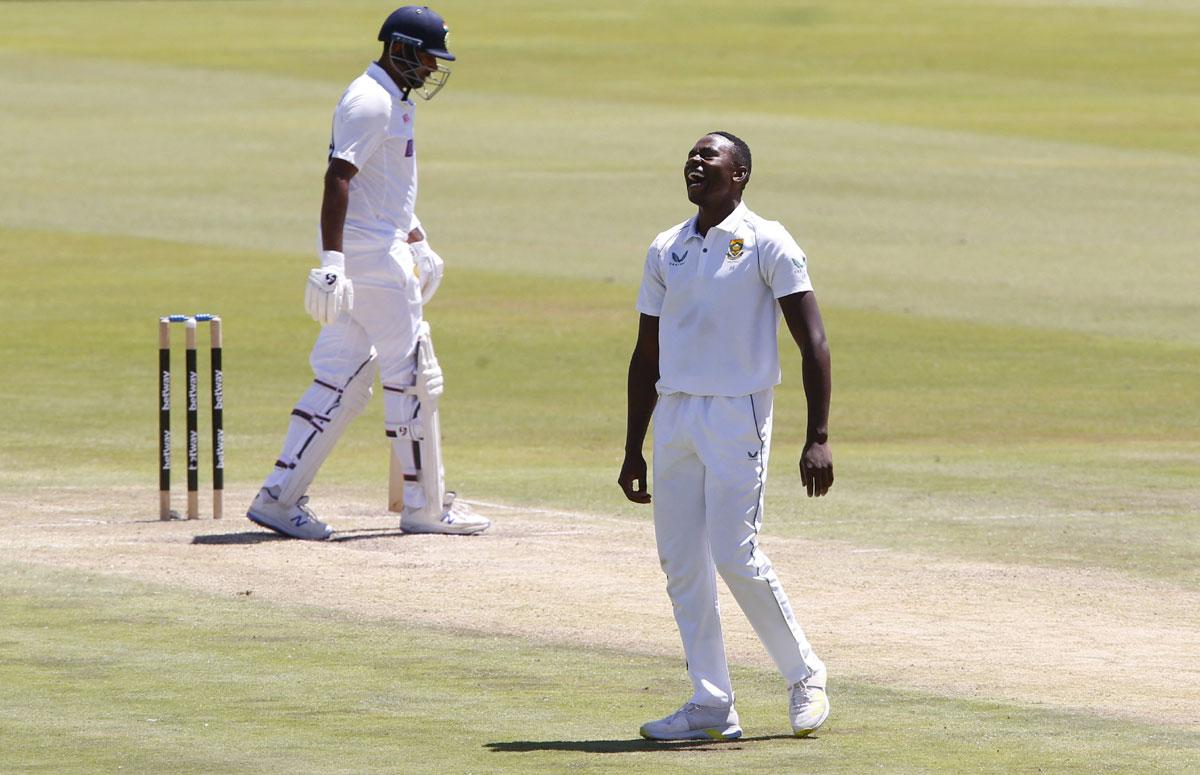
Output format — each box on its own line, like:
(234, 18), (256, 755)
(636, 202), (814, 397)
(327, 63), (420, 243)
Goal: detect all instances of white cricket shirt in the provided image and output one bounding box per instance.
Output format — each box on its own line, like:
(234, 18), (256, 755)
(636, 202), (814, 397)
(327, 63), (420, 242)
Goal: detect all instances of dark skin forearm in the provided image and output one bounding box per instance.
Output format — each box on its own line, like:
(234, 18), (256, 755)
(778, 290), (834, 497)
(624, 351), (658, 457)
(619, 314), (660, 503)
(320, 159), (357, 253)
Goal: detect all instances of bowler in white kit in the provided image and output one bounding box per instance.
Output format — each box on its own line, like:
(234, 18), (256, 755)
(246, 6), (489, 540)
(620, 131), (835, 740)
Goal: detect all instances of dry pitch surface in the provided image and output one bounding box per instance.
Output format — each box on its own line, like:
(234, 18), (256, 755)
(4, 485), (1196, 732)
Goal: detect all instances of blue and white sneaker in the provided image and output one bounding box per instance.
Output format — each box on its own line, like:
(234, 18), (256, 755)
(400, 494), (490, 535)
(246, 487), (332, 541)
(639, 702), (742, 741)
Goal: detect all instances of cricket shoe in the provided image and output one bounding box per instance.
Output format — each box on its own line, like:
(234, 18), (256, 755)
(789, 668), (830, 737)
(400, 493), (490, 535)
(639, 703), (742, 741)
(246, 487), (333, 541)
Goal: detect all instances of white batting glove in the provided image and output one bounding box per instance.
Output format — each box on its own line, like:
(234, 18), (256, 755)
(416, 358), (444, 401)
(410, 240), (444, 305)
(304, 251), (354, 325)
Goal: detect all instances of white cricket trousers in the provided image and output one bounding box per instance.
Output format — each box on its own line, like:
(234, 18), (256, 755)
(263, 235), (427, 506)
(652, 388), (824, 708)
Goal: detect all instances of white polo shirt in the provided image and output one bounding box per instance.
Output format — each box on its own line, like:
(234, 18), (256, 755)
(636, 202), (814, 397)
(327, 63), (420, 243)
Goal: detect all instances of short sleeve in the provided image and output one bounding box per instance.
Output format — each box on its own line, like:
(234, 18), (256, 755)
(329, 91), (389, 169)
(635, 242), (666, 316)
(759, 224), (814, 298)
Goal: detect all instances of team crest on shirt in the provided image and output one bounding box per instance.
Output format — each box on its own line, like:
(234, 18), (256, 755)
(669, 250), (688, 266)
(725, 238), (745, 260)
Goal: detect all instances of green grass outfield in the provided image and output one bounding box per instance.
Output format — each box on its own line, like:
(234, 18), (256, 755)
(4, 564), (1197, 774)
(1, 0), (1198, 771)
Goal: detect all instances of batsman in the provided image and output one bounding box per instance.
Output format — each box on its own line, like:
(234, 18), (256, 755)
(247, 6), (490, 539)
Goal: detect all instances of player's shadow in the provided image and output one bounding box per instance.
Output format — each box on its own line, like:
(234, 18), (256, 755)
(485, 734), (796, 754)
(191, 532), (289, 545)
(331, 529), (408, 542)
(190, 528), (408, 545)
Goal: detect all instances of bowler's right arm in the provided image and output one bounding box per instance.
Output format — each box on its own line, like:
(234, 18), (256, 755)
(619, 313), (660, 504)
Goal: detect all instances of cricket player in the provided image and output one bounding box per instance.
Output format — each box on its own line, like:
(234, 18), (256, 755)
(619, 132), (834, 740)
(247, 6), (489, 540)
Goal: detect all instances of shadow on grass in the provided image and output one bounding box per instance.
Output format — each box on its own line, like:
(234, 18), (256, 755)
(191, 532), (288, 545)
(486, 734), (797, 754)
(331, 529), (408, 542)
(191, 528), (471, 545)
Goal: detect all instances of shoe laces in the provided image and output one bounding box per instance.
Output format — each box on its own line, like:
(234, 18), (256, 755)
(790, 679), (822, 709)
(672, 703), (715, 723)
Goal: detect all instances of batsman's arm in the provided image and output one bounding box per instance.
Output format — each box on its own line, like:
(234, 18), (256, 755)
(320, 159), (357, 253)
(778, 291), (834, 497)
(619, 313), (660, 504)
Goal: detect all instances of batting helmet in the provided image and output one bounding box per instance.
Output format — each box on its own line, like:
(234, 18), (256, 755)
(378, 6), (456, 61)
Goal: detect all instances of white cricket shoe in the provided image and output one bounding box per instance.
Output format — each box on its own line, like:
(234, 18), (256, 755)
(400, 494), (490, 535)
(246, 487), (333, 541)
(639, 702), (742, 741)
(789, 670), (830, 737)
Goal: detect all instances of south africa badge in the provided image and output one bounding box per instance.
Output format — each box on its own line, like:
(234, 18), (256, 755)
(725, 238), (745, 260)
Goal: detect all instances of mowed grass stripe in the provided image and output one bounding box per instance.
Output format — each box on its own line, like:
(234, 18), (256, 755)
(3, 50), (1197, 343)
(2, 1), (1197, 155)
(2, 563), (1196, 774)
(5, 229), (1198, 462)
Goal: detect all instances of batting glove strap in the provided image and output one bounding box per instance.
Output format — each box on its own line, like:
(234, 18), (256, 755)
(318, 249), (345, 270)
